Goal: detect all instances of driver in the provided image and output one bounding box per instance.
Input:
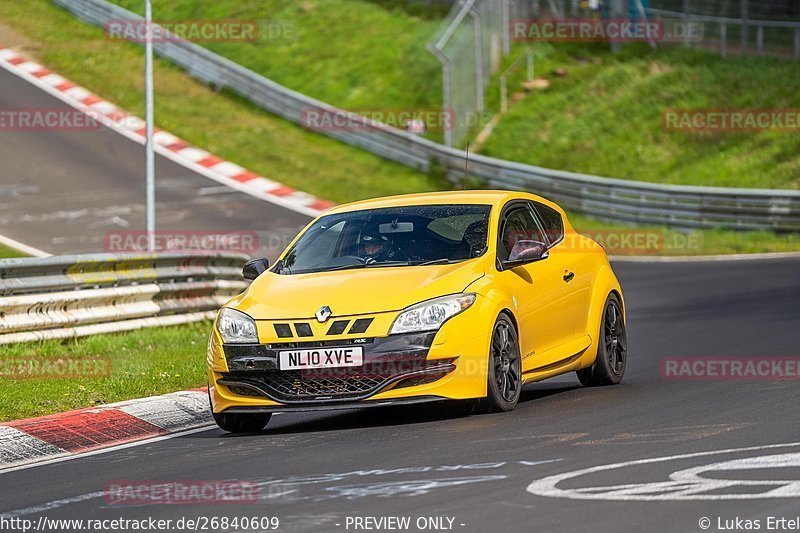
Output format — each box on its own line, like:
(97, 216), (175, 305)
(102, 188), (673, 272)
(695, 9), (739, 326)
(359, 224), (405, 263)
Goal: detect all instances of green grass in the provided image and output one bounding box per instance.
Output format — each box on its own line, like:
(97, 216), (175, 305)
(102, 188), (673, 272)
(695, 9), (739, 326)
(0, 0), (446, 203)
(109, 0), (444, 117)
(0, 244), (25, 258)
(0, 321), (210, 422)
(481, 43), (800, 190)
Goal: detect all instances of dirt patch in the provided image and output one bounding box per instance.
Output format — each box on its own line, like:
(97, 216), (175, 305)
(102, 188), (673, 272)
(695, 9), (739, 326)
(649, 61), (673, 75)
(0, 20), (34, 49)
(0, 19), (37, 54)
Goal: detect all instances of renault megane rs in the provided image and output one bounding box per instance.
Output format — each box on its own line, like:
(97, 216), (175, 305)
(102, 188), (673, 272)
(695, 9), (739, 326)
(207, 191), (627, 432)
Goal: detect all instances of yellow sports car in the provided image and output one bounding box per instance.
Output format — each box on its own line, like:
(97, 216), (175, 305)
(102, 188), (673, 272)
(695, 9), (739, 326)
(207, 191), (626, 432)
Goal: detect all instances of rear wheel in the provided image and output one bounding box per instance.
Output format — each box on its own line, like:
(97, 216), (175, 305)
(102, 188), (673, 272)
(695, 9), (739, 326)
(478, 313), (522, 412)
(577, 293), (627, 386)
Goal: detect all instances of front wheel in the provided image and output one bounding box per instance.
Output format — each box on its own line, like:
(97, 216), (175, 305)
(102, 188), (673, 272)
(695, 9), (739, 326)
(209, 390), (271, 433)
(577, 293), (627, 386)
(212, 410), (272, 433)
(477, 313), (522, 412)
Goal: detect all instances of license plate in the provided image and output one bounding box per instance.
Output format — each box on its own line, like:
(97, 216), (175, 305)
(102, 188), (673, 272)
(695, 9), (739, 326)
(278, 346), (364, 370)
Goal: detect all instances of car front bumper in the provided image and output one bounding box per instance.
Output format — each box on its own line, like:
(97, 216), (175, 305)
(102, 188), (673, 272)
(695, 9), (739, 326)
(207, 311), (491, 414)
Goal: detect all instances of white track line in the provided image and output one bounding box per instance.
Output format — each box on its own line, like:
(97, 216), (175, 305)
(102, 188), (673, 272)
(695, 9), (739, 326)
(527, 441), (800, 501)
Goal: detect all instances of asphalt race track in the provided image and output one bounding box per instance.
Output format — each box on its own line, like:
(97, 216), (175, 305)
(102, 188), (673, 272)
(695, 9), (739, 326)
(0, 68), (310, 259)
(3, 53), (800, 533)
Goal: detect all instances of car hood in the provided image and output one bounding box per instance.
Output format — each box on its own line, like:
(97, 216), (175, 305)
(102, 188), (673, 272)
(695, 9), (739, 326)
(228, 259), (486, 320)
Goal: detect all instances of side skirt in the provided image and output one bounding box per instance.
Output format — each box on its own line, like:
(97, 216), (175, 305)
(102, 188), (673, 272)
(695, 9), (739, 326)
(521, 335), (592, 383)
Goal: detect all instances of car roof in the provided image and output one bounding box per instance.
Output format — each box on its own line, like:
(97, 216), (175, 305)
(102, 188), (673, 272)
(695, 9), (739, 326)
(325, 190), (561, 215)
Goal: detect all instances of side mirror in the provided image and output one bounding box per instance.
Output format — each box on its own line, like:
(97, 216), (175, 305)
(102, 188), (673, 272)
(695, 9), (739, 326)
(242, 258), (269, 280)
(501, 240), (549, 270)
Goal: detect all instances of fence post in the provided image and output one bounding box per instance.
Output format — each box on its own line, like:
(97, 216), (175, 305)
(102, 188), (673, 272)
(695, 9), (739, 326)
(501, 0), (510, 55)
(443, 60), (453, 147)
(471, 9), (485, 114)
(500, 76), (508, 113)
(429, 43), (453, 147)
(740, 0), (748, 53)
(610, 0), (622, 52)
(683, 0), (691, 46)
(756, 25), (763, 55)
(795, 27), (800, 60)
(720, 22), (727, 58)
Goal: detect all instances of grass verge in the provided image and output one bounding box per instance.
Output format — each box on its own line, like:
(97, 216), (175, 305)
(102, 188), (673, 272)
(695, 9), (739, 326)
(0, 244), (26, 259)
(0, 321), (210, 422)
(109, 0), (444, 115)
(481, 43), (800, 190)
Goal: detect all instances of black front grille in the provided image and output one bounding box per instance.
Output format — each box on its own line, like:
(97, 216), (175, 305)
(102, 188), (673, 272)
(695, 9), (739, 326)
(261, 367), (391, 399)
(270, 317), (375, 339)
(220, 358), (453, 403)
(226, 384), (263, 397)
(326, 320), (349, 335)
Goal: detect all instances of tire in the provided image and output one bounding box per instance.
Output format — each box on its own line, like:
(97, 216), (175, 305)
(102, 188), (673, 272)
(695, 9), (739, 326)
(577, 293), (627, 386)
(209, 391), (271, 433)
(212, 411), (272, 433)
(477, 313), (523, 413)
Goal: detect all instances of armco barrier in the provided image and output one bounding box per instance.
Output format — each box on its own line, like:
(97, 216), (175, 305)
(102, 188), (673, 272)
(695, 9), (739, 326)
(0, 253), (248, 344)
(51, 0), (800, 232)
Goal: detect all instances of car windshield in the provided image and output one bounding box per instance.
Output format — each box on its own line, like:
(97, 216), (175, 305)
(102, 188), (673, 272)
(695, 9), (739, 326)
(276, 204), (492, 275)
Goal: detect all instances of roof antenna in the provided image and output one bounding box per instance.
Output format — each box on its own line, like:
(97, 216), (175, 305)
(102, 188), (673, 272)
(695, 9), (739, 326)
(462, 142), (470, 190)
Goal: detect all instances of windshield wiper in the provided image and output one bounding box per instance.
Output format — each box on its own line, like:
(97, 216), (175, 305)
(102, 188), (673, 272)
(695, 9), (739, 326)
(325, 260), (410, 272)
(413, 258), (465, 266)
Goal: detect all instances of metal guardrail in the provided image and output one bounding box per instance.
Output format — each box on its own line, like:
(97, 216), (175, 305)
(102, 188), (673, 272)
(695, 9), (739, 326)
(52, 0), (800, 232)
(647, 6), (800, 59)
(0, 253), (248, 344)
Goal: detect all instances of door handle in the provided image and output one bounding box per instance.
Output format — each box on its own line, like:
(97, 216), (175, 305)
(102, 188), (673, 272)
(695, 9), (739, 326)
(563, 271), (575, 282)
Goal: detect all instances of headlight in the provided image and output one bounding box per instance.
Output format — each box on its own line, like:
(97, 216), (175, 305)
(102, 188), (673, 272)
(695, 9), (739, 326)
(390, 293), (476, 335)
(216, 308), (258, 344)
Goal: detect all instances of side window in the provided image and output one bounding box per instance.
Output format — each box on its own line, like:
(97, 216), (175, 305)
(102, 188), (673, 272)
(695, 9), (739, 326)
(498, 205), (547, 261)
(534, 202), (564, 246)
